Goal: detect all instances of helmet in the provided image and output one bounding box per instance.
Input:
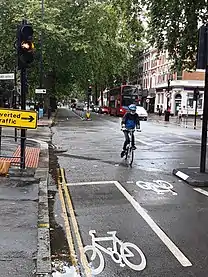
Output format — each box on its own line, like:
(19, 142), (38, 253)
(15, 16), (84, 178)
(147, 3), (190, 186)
(128, 104), (136, 111)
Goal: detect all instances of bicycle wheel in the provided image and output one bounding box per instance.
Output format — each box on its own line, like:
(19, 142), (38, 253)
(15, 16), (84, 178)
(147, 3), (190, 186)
(84, 245), (104, 275)
(121, 242), (146, 271)
(129, 148), (134, 167)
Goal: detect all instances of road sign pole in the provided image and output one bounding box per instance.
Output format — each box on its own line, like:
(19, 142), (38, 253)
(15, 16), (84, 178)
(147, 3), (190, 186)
(14, 67), (17, 142)
(20, 67), (26, 169)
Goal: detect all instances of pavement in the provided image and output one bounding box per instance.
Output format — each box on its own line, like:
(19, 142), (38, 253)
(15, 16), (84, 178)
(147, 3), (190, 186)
(148, 113), (202, 129)
(0, 117), (52, 277)
(50, 107), (208, 277)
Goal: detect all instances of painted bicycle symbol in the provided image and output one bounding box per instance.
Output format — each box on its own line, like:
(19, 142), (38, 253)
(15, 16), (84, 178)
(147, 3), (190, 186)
(84, 230), (146, 275)
(136, 180), (177, 195)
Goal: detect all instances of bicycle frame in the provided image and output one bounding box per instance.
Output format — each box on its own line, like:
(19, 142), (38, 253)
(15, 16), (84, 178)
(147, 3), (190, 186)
(124, 129), (135, 166)
(85, 230), (147, 274)
(89, 231), (132, 265)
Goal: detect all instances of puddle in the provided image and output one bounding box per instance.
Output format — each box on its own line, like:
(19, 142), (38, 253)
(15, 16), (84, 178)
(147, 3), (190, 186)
(52, 261), (80, 277)
(48, 142), (72, 264)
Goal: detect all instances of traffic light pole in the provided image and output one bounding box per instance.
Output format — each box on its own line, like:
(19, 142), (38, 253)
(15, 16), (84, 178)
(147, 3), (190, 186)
(194, 98), (198, 129)
(200, 24), (208, 173)
(20, 67), (26, 169)
(200, 64), (208, 172)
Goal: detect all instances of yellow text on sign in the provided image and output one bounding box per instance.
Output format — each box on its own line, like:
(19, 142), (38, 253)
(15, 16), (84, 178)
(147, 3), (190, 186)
(0, 108), (37, 129)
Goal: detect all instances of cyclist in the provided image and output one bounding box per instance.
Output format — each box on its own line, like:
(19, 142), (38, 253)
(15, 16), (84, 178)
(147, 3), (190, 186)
(121, 104), (140, 158)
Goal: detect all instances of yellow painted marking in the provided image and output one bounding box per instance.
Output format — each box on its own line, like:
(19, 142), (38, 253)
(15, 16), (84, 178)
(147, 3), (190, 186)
(60, 168), (92, 277)
(57, 169), (78, 269)
(0, 108), (37, 129)
(38, 223), (49, 228)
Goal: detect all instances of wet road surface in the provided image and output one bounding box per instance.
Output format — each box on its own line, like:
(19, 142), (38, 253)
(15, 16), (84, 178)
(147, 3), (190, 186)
(52, 107), (208, 276)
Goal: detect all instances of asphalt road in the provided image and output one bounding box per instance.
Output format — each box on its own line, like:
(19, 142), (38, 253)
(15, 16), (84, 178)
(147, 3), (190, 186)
(52, 107), (208, 277)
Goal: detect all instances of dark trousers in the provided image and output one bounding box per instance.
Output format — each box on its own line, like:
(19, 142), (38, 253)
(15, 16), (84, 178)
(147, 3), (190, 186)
(123, 130), (135, 150)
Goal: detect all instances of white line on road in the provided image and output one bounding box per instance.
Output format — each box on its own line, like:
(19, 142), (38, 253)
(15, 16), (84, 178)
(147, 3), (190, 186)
(113, 181), (192, 267)
(67, 181), (115, 186)
(72, 110), (83, 120)
(193, 188), (208, 197)
(67, 180), (192, 267)
(136, 138), (152, 146)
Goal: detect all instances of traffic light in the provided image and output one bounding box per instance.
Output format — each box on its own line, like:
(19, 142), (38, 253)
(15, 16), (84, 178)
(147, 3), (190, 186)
(193, 87), (200, 101)
(17, 22), (34, 69)
(88, 86), (92, 95)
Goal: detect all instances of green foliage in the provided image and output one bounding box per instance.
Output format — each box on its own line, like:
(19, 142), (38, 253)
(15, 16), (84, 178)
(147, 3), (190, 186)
(145, 0), (208, 70)
(0, 0), (144, 100)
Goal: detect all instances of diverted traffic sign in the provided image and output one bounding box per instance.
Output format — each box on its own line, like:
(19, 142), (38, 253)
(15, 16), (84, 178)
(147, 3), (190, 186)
(0, 73), (14, 80)
(0, 108), (37, 129)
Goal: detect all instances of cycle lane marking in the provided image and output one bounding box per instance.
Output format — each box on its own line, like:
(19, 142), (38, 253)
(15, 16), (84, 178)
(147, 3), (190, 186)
(113, 181), (192, 267)
(67, 180), (192, 267)
(135, 180), (177, 195)
(84, 230), (146, 275)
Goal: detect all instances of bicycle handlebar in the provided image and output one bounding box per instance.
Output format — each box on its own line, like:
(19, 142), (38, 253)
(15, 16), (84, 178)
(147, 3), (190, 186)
(121, 128), (141, 132)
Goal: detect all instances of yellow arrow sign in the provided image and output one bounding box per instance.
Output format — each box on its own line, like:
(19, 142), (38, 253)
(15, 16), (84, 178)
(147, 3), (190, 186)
(0, 108), (37, 129)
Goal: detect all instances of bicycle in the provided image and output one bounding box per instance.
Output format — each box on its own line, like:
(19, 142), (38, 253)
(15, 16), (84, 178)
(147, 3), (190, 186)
(84, 230), (146, 275)
(122, 128), (141, 167)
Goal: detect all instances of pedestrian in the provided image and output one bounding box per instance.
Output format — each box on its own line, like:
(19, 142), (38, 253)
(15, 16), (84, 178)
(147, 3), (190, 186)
(178, 108), (182, 124)
(159, 105), (162, 116)
(48, 105), (52, 119)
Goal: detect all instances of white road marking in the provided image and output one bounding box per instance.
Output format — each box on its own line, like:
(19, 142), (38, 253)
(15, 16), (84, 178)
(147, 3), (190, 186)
(193, 188), (208, 197)
(175, 171), (189, 181)
(113, 181), (192, 267)
(85, 230), (146, 274)
(136, 180), (177, 195)
(136, 138), (151, 146)
(72, 110), (84, 120)
(67, 180), (192, 267)
(67, 181), (115, 186)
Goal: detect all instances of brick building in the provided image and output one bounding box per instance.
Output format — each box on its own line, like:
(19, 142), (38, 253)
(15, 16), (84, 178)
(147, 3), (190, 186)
(141, 48), (205, 115)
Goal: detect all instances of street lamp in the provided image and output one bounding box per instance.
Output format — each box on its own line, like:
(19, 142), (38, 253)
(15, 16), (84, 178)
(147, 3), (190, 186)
(193, 87), (200, 129)
(40, 0), (44, 89)
(164, 78), (171, 121)
(166, 79), (170, 110)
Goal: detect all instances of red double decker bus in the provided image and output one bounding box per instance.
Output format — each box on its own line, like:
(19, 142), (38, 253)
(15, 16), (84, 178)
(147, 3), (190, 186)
(108, 85), (141, 116)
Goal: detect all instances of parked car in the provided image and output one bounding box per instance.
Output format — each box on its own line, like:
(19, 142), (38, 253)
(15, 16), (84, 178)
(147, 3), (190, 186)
(99, 106), (109, 114)
(83, 105), (92, 111)
(136, 106), (148, 121)
(76, 102), (85, 111)
(92, 105), (99, 113)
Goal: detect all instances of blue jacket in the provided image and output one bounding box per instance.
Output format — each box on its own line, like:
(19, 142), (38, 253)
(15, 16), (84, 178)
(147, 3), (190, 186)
(122, 112), (140, 129)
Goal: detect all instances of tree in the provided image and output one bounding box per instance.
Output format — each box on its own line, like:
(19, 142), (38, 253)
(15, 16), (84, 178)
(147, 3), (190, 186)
(0, 0), (144, 101)
(145, 0), (208, 70)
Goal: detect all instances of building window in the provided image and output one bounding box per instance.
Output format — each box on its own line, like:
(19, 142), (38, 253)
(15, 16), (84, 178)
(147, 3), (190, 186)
(188, 99), (193, 108)
(161, 93), (164, 104)
(198, 94), (203, 109)
(187, 93), (193, 108)
(177, 70), (182, 80)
